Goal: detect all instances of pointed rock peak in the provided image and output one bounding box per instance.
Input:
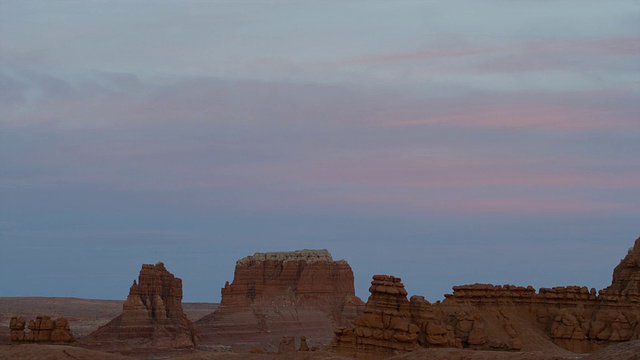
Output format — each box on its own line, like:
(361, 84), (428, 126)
(631, 237), (640, 253)
(600, 237), (640, 299)
(86, 262), (197, 349)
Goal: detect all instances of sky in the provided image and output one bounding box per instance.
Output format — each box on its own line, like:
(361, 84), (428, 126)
(0, 0), (639, 303)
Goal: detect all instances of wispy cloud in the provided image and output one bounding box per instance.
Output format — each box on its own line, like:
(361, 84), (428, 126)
(343, 47), (494, 65)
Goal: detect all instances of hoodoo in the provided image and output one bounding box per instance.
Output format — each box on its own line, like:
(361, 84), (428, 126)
(332, 275), (420, 357)
(83, 262), (197, 350)
(196, 249), (363, 349)
(10, 316), (75, 344)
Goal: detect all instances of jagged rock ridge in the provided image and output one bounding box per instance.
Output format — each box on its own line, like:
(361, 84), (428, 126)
(332, 236), (640, 358)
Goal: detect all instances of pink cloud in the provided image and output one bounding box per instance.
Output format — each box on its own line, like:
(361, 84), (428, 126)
(382, 99), (638, 130)
(265, 185), (631, 216)
(343, 48), (494, 65)
(475, 37), (640, 73)
(292, 156), (640, 190)
(533, 37), (640, 57)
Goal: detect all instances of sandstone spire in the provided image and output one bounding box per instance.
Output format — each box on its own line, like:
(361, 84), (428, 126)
(84, 262), (197, 350)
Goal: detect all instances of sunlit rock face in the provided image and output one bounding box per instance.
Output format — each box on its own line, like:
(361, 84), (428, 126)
(84, 262), (198, 350)
(196, 249), (364, 349)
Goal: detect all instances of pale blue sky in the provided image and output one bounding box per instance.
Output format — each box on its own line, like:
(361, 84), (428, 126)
(1, 1), (639, 302)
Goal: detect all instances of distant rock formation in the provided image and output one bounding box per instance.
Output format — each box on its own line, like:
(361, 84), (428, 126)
(332, 237), (640, 358)
(84, 262), (197, 350)
(10, 315), (75, 344)
(196, 249), (364, 349)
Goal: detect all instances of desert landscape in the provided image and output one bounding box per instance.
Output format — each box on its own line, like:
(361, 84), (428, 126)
(2, 238), (639, 360)
(3, 1), (639, 359)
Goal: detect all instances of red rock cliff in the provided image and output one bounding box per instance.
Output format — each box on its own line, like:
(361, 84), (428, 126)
(196, 249), (363, 349)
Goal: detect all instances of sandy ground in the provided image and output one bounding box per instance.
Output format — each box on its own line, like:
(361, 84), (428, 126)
(1, 341), (639, 360)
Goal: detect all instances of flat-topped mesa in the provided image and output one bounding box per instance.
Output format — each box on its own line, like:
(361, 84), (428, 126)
(332, 275), (420, 357)
(85, 262), (197, 349)
(599, 237), (640, 303)
(215, 249), (359, 313)
(195, 249), (363, 348)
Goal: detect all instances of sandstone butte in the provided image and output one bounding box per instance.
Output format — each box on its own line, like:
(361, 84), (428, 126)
(332, 236), (640, 358)
(82, 262), (198, 350)
(195, 249), (364, 349)
(9, 315), (75, 344)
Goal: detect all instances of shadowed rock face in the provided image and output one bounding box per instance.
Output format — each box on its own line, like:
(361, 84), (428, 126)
(196, 249), (364, 349)
(84, 262), (197, 350)
(332, 237), (640, 358)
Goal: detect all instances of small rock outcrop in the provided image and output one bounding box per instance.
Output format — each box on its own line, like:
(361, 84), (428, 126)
(10, 316), (75, 344)
(84, 262), (197, 350)
(196, 249), (363, 349)
(278, 336), (296, 354)
(299, 336), (309, 351)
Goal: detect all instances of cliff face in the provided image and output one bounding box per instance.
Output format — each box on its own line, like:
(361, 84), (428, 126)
(332, 237), (640, 358)
(84, 262), (197, 350)
(196, 249), (363, 349)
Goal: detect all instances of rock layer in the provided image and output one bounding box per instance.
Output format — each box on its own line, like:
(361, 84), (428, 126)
(84, 262), (197, 350)
(332, 237), (640, 358)
(196, 249), (363, 349)
(10, 316), (75, 344)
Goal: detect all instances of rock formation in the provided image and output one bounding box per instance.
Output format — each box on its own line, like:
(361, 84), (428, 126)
(196, 249), (364, 349)
(332, 237), (640, 358)
(600, 237), (640, 303)
(332, 275), (420, 357)
(299, 335), (309, 351)
(278, 336), (296, 354)
(10, 315), (75, 344)
(84, 262), (197, 350)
